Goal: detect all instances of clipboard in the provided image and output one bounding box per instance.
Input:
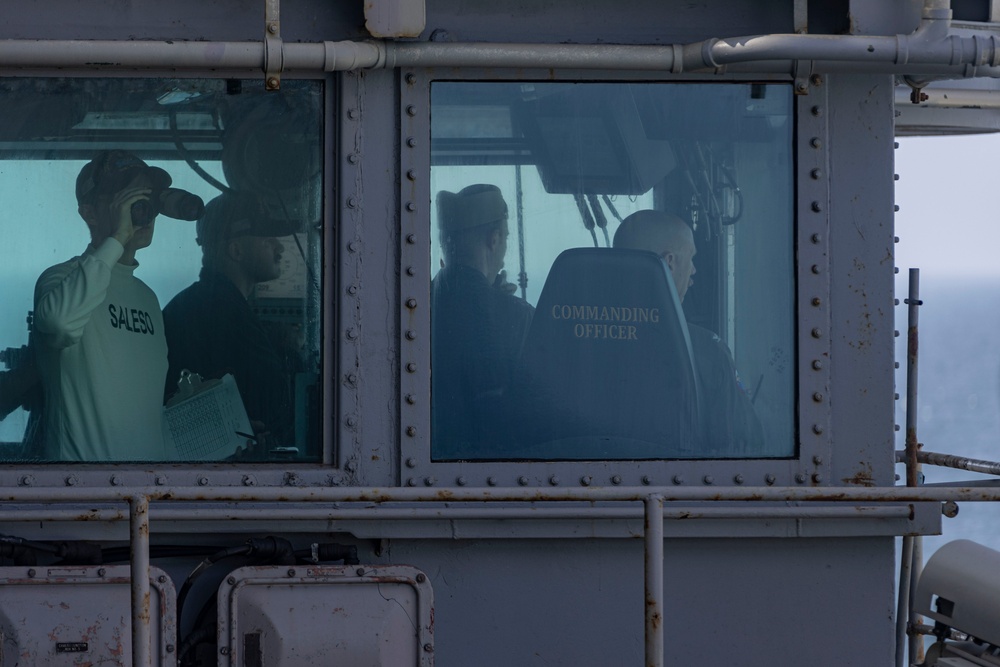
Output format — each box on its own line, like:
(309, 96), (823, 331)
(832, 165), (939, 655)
(163, 372), (253, 461)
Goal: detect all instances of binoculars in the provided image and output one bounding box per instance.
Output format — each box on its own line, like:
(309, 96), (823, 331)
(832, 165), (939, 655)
(130, 188), (205, 226)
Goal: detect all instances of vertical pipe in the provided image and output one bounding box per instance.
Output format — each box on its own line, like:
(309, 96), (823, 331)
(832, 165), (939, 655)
(130, 494), (152, 667)
(905, 268), (924, 664)
(896, 535), (915, 667)
(644, 494), (664, 667)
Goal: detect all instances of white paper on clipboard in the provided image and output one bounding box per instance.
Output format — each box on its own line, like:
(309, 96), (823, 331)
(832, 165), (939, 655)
(162, 373), (253, 461)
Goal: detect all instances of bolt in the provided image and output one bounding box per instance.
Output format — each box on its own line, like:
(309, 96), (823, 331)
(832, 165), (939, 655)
(243, 475), (256, 486)
(424, 477), (436, 486)
(812, 297), (821, 307)
(407, 478), (416, 486)
(347, 153), (358, 164)
(487, 476), (498, 486)
(813, 392), (824, 403)
(345, 460), (357, 472)
(407, 169), (416, 181)
(813, 455), (824, 465)
(795, 81), (808, 93)
(416, 572), (427, 583)
(347, 108), (359, 120)
(942, 501), (959, 518)
(155, 475), (167, 486)
(228, 576), (237, 585)
(518, 476), (529, 486)
(406, 363), (417, 373)
(611, 475), (622, 485)
(405, 266), (415, 276)
(810, 168), (822, 179)
(672, 475), (684, 485)
(811, 264), (821, 274)
(287, 568), (296, 577)
(424, 643), (434, 653)
(406, 202), (416, 212)
(810, 137), (821, 149)
(406, 458), (417, 468)
(407, 137), (417, 147)
(347, 197), (358, 209)
(27, 568), (36, 578)
(765, 474), (776, 485)
(405, 73), (416, 84)
(734, 474), (744, 484)
(812, 360), (823, 370)
(867, 44), (875, 52)
(348, 240), (359, 252)
(198, 476), (209, 486)
(405, 330), (416, 340)
(811, 74), (822, 86)
(811, 328), (823, 338)
(220, 647), (231, 656)
(347, 285), (358, 295)
(795, 473), (807, 484)
(895, 393), (900, 400)
(19, 475), (33, 487)
(266, 77), (280, 90)
(406, 298), (417, 308)
(405, 394), (416, 405)
(812, 424), (824, 435)
(641, 475), (652, 485)
(811, 201), (822, 213)
(406, 105), (417, 116)
(811, 105), (822, 116)
(406, 426), (416, 437)
(98, 568), (107, 577)
(110, 475), (122, 486)
(65, 475), (77, 486)
(895, 424), (901, 432)
(456, 476), (467, 486)
(346, 328), (359, 341)
(811, 233), (821, 243)
(812, 473), (823, 483)
(894, 204), (900, 212)
(406, 233), (416, 244)
(549, 475), (559, 486)
(267, 22), (278, 34)
(346, 416), (357, 428)
(347, 373), (358, 384)
(703, 475), (714, 485)
(580, 476), (591, 486)
(166, 645), (175, 653)
(356, 568), (365, 576)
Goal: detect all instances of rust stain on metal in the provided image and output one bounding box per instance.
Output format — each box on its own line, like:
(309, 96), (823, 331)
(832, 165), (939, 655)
(844, 463), (875, 487)
(646, 597), (662, 629)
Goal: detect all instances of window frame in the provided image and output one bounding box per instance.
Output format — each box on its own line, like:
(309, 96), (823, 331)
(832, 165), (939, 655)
(402, 68), (832, 488)
(0, 70), (337, 486)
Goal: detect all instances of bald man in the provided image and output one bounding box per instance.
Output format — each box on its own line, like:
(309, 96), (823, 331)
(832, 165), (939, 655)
(613, 210), (764, 455)
(431, 184), (534, 457)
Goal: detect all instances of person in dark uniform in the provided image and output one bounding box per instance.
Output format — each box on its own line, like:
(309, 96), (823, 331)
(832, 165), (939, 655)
(613, 210), (764, 455)
(431, 184), (534, 458)
(163, 193), (296, 451)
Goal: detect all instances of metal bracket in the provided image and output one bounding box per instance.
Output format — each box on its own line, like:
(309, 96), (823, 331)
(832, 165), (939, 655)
(794, 60), (813, 95)
(264, 0), (282, 90)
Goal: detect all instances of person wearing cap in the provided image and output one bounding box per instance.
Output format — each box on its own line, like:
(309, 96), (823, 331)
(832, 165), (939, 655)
(32, 150), (176, 460)
(431, 184), (534, 458)
(162, 192), (295, 453)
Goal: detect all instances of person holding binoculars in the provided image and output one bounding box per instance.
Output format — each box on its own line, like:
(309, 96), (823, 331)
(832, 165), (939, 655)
(32, 150), (203, 461)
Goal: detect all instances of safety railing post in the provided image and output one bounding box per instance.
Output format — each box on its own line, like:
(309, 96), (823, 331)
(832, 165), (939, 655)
(130, 493), (152, 667)
(645, 494), (664, 667)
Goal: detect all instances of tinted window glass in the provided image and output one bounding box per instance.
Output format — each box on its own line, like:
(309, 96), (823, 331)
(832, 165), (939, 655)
(430, 81), (794, 460)
(0, 78), (323, 462)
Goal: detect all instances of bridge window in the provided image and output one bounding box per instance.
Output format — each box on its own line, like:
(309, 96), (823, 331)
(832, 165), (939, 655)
(0, 77), (324, 463)
(429, 81), (795, 460)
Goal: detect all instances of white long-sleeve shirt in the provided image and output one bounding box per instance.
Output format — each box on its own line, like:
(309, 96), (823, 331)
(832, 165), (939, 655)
(33, 238), (171, 461)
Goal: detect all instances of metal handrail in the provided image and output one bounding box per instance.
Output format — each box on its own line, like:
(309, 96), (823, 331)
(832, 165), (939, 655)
(3, 484), (998, 666)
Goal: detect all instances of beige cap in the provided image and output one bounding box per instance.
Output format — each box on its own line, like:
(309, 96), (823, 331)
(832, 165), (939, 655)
(436, 184), (508, 232)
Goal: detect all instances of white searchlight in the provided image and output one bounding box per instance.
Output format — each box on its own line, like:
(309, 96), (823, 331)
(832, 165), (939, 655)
(914, 539), (1000, 648)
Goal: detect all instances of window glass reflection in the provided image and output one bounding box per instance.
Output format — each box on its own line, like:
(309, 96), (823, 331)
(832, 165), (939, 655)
(0, 78), (323, 463)
(430, 81), (795, 460)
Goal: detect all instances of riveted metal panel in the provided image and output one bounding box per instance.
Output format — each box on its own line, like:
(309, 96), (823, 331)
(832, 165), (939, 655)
(0, 565), (176, 666)
(217, 564), (433, 666)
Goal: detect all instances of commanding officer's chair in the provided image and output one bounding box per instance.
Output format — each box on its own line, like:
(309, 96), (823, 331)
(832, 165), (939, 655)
(509, 248), (700, 459)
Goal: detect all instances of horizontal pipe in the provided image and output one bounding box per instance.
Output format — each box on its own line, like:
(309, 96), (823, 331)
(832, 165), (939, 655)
(0, 505), (915, 523)
(894, 86), (1000, 108)
(0, 28), (998, 79)
(916, 450), (1000, 476)
(0, 485), (994, 503)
